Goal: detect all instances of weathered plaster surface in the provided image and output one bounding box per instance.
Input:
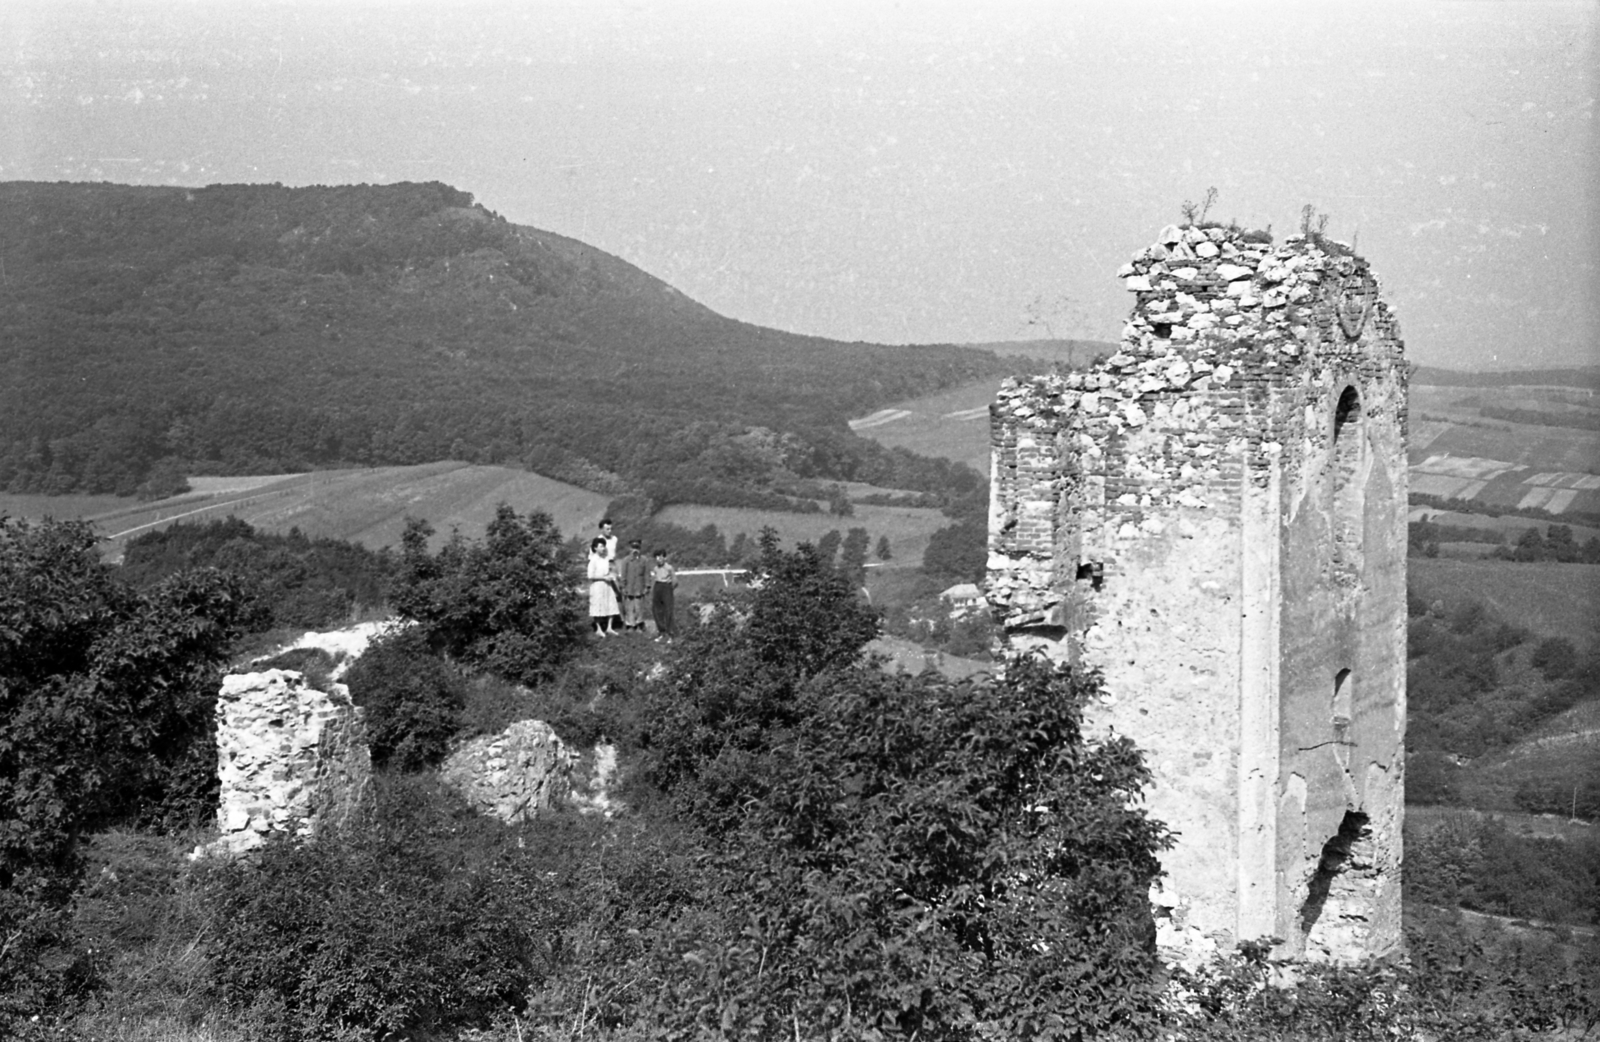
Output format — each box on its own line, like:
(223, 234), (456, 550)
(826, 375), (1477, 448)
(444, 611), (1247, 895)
(987, 223), (1407, 963)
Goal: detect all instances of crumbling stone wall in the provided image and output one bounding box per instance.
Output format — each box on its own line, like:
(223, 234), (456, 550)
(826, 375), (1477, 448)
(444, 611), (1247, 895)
(209, 669), (373, 857)
(987, 222), (1407, 963)
(440, 719), (576, 824)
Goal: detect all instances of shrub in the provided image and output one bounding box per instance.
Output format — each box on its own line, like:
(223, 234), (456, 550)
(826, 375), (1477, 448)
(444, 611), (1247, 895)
(1530, 636), (1579, 681)
(1161, 917), (1600, 1041)
(1, 517), (253, 1023)
(390, 504), (585, 685)
(637, 538), (1167, 1037)
(201, 777), (555, 1042)
(342, 627), (464, 771)
(634, 654), (1170, 1038)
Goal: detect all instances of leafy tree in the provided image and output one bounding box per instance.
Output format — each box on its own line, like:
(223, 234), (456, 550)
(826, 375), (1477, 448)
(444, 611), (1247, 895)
(1530, 636), (1579, 681)
(923, 519), (988, 583)
(815, 528), (842, 568)
(644, 626), (1170, 1037)
(838, 526), (870, 586)
(876, 533), (892, 561)
(1, 517), (253, 1020)
(630, 536), (1170, 1036)
(391, 505), (584, 685)
(121, 518), (392, 631)
(1510, 526), (1546, 562)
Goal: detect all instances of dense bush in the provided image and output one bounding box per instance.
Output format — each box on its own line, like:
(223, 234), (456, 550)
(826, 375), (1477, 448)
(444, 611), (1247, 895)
(1161, 918), (1600, 1041)
(120, 518), (394, 631)
(342, 627), (465, 771)
(634, 654), (1171, 1038)
(922, 519), (988, 583)
(201, 777), (555, 1041)
(1407, 812), (1599, 925)
(631, 535), (1169, 1037)
(1, 517), (254, 1023)
(391, 504), (586, 685)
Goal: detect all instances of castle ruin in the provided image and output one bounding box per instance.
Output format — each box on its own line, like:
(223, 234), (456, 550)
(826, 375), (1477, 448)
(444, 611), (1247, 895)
(986, 222), (1407, 963)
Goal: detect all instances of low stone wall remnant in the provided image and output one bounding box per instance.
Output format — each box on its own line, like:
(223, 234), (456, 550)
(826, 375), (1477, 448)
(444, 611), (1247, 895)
(440, 719), (577, 824)
(205, 669), (373, 857)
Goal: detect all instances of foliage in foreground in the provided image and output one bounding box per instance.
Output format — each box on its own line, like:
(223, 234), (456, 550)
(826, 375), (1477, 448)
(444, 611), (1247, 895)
(629, 657), (1172, 1039)
(0, 517), (255, 1023)
(199, 778), (554, 1042)
(1160, 914), (1600, 1041)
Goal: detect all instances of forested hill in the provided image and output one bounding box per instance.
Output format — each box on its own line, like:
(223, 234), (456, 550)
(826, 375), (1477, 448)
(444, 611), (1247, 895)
(0, 181), (1008, 505)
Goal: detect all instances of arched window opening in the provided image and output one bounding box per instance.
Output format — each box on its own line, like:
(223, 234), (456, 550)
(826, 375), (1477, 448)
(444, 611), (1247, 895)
(1331, 386), (1365, 580)
(1332, 668), (1353, 728)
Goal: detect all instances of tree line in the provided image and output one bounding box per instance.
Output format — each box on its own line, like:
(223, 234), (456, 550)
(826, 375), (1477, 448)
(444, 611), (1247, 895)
(0, 181), (1006, 513)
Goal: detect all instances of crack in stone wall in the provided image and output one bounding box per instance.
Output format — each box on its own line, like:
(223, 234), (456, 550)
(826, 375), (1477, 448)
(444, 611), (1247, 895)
(987, 221), (1407, 964)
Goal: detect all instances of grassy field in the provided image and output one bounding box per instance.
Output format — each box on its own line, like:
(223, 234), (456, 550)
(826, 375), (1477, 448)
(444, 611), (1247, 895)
(1409, 558), (1599, 650)
(1449, 699), (1600, 818)
(2, 462), (612, 558)
(656, 500), (951, 569)
(1410, 384), (1600, 472)
(4, 464), (948, 569)
(847, 377), (1004, 473)
(1408, 507), (1600, 545)
(0, 491), (137, 521)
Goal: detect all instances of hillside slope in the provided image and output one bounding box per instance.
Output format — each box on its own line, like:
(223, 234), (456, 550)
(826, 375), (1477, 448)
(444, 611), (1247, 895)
(0, 181), (1008, 503)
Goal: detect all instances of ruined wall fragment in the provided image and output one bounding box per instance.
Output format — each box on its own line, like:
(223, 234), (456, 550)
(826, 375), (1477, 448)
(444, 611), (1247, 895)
(439, 719), (576, 824)
(988, 222), (1407, 964)
(208, 669), (373, 857)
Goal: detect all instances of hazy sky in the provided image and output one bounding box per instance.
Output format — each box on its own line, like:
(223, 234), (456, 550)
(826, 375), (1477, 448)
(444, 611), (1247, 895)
(3, 0), (1595, 369)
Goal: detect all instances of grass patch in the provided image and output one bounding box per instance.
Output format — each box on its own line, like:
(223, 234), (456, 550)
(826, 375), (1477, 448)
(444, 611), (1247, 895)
(1410, 558), (1600, 651)
(88, 462), (612, 561)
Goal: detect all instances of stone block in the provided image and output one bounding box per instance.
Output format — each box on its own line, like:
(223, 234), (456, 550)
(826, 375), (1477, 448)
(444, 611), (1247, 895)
(201, 669), (373, 859)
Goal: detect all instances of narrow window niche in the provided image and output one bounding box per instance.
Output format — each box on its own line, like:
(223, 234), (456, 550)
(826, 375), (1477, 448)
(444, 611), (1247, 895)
(1330, 385), (1365, 580)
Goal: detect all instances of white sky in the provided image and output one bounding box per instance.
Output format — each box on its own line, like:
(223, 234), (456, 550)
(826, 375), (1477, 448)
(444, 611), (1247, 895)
(3, 0), (1596, 369)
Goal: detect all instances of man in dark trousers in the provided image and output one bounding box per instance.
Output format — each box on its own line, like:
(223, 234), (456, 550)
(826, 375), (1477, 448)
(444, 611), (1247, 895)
(618, 539), (652, 633)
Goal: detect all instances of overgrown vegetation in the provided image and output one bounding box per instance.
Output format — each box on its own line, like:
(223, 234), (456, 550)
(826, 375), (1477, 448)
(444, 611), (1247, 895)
(1407, 811), (1599, 925)
(0, 517), (256, 1021)
(5, 497), (1599, 1037)
(121, 518), (394, 630)
(391, 504), (585, 686)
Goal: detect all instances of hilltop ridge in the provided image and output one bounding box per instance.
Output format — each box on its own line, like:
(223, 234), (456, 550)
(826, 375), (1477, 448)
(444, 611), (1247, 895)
(0, 181), (1008, 507)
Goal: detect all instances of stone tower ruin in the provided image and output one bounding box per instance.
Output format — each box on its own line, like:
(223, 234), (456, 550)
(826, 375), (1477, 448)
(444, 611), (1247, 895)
(986, 222), (1407, 963)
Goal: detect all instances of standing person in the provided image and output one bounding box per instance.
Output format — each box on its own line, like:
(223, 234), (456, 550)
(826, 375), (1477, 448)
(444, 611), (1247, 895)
(650, 548), (678, 642)
(618, 539), (651, 633)
(597, 518), (621, 631)
(587, 536), (619, 637)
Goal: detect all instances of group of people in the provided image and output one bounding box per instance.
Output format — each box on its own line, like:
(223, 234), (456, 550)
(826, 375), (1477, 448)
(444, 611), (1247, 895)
(586, 518), (677, 639)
